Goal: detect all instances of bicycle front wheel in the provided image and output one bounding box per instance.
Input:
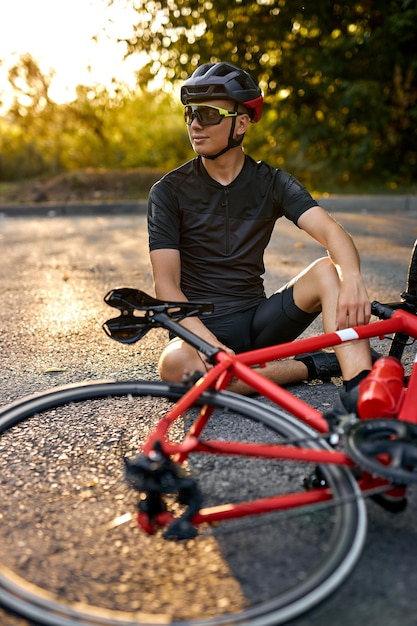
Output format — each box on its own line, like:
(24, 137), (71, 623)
(0, 380), (367, 626)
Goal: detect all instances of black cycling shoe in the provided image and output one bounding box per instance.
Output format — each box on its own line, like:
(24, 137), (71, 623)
(295, 348), (382, 383)
(294, 350), (342, 381)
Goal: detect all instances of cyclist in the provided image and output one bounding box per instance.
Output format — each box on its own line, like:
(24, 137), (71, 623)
(147, 62), (372, 406)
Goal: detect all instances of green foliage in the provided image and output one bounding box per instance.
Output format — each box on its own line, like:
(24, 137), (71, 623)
(1, 2), (416, 189)
(0, 57), (193, 181)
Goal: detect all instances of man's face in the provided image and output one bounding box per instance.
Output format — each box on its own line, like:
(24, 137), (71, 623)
(184, 99), (244, 156)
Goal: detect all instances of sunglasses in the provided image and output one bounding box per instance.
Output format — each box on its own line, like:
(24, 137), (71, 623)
(184, 104), (242, 126)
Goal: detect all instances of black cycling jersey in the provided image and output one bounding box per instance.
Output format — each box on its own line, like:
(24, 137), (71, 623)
(148, 154), (318, 320)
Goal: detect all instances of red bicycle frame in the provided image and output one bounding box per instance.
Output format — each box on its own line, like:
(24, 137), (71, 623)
(138, 308), (417, 533)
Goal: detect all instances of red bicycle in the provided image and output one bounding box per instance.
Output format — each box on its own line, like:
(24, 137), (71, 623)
(0, 242), (416, 626)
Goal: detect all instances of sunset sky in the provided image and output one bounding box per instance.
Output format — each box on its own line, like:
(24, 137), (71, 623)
(0, 0), (145, 103)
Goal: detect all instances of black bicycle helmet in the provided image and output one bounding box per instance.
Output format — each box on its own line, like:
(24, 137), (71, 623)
(181, 62), (263, 122)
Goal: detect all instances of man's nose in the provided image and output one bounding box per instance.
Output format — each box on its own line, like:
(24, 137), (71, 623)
(190, 113), (203, 127)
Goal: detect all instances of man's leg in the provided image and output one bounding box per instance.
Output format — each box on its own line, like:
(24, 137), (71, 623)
(290, 256), (372, 382)
(158, 256), (371, 390)
(236, 256), (372, 395)
(158, 336), (311, 386)
(157, 338), (209, 382)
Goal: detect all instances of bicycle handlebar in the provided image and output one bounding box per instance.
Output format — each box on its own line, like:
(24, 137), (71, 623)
(371, 301), (395, 320)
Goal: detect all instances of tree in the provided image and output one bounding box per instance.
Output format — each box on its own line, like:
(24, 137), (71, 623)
(119, 0), (417, 187)
(0, 54), (60, 179)
(6, 53), (54, 117)
(0, 54), (190, 181)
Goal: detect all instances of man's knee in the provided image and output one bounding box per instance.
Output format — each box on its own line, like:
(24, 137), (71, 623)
(292, 256), (339, 314)
(310, 256), (337, 279)
(305, 257), (339, 294)
(158, 340), (202, 383)
(318, 259), (343, 308)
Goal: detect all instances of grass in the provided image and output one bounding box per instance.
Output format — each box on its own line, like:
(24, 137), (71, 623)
(0, 169), (416, 204)
(0, 169), (166, 204)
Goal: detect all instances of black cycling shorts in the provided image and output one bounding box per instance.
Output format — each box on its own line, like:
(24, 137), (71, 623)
(203, 285), (319, 353)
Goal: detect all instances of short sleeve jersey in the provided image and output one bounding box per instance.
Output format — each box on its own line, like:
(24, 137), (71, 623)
(148, 155), (318, 319)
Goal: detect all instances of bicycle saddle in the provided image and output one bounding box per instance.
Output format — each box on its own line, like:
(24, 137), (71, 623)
(103, 288), (214, 344)
(104, 287), (213, 316)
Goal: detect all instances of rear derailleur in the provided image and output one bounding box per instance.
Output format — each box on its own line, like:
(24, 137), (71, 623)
(124, 441), (203, 540)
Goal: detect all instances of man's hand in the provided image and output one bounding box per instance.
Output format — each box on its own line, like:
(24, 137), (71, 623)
(336, 274), (371, 330)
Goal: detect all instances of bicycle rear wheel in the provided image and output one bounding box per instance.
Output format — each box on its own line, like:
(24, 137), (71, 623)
(0, 380), (367, 626)
(389, 238), (417, 360)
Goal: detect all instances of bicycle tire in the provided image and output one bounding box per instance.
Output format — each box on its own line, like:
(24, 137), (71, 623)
(0, 380), (367, 626)
(389, 238), (417, 360)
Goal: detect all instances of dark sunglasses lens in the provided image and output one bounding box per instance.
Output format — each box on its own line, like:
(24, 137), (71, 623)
(184, 106), (222, 126)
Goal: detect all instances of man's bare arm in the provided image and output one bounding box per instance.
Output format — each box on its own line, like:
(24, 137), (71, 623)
(297, 206), (371, 329)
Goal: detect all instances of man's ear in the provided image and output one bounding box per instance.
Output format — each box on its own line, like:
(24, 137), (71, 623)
(236, 113), (250, 137)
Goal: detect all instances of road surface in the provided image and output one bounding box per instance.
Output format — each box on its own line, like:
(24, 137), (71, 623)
(0, 208), (416, 626)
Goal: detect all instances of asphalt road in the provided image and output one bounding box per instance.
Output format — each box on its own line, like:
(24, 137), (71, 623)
(0, 206), (417, 626)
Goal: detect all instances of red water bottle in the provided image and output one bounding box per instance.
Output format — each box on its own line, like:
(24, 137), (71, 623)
(357, 357), (404, 419)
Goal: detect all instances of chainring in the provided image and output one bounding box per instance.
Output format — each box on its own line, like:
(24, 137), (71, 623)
(344, 418), (417, 483)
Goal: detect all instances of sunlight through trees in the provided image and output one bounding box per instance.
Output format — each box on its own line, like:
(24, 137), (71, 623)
(1, 1), (416, 189)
